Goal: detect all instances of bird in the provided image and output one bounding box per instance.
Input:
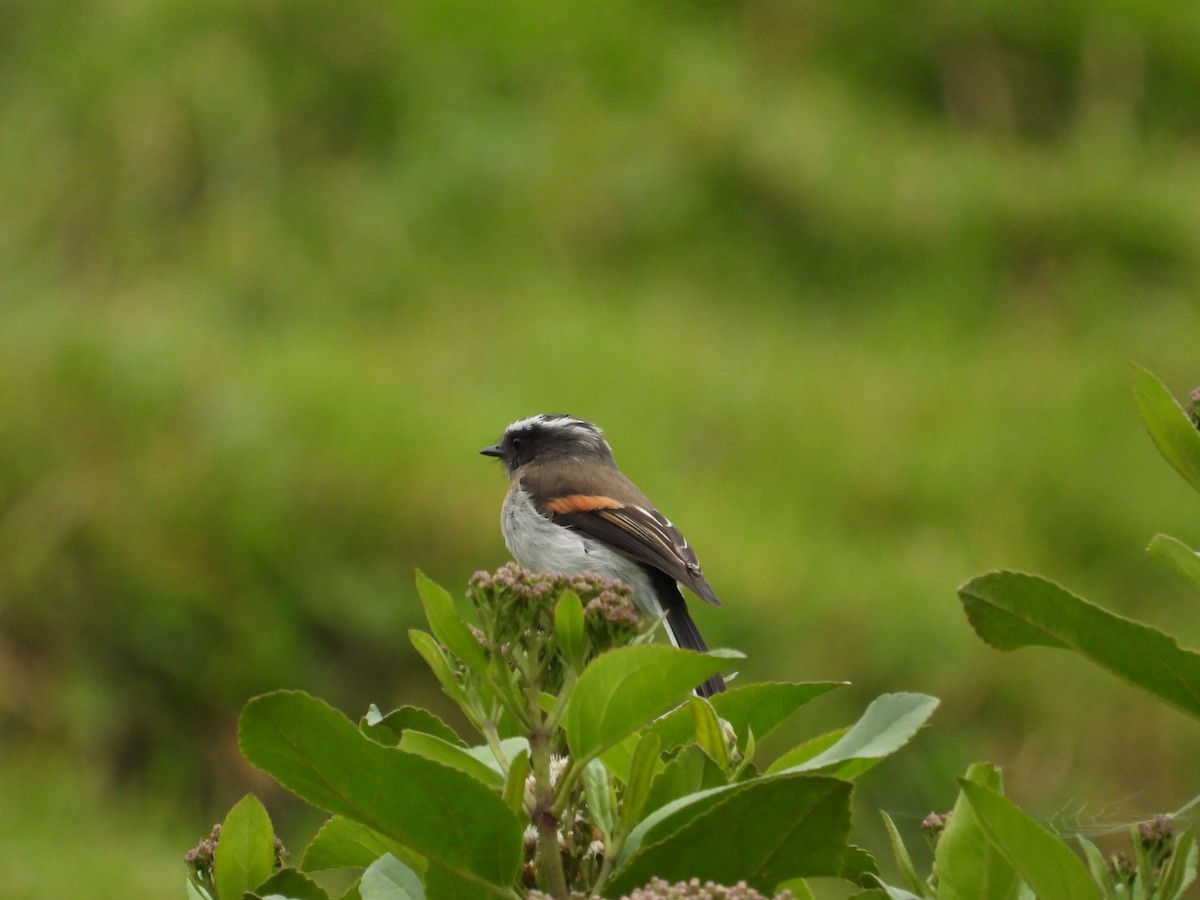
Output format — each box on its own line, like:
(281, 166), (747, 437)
(480, 413), (726, 697)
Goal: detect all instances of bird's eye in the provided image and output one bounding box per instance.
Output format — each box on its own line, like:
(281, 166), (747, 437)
(510, 437), (523, 453)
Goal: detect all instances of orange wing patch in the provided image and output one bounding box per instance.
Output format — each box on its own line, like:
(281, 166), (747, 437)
(545, 494), (626, 514)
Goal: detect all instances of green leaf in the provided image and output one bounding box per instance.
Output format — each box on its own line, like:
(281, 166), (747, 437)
(840, 844), (881, 887)
(768, 726), (850, 772)
(958, 778), (1099, 900)
(776, 879), (817, 900)
(302, 815), (423, 874)
(768, 693), (938, 776)
(641, 744), (722, 818)
(863, 882), (924, 900)
(239, 691), (521, 896)
(408, 631), (465, 704)
(937, 763), (1020, 900)
(501, 749), (530, 815)
(737, 724), (756, 777)
(361, 706), (464, 748)
(713, 681), (845, 744)
(395, 732), (503, 789)
(652, 681), (843, 752)
(1130, 822), (1155, 894)
(583, 759), (617, 844)
(554, 589), (586, 671)
(462, 737), (529, 776)
(1130, 362), (1200, 495)
(360, 853), (425, 900)
(597, 732), (644, 784)
(250, 867), (331, 900)
(959, 571), (1200, 721)
(423, 862), (496, 900)
(1077, 836), (1116, 898)
(414, 571), (488, 672)
(879, 811), (927, 897)
(607, 773), (852, 895)
(688, 696), (729, 772)
(1158, 827), (1197, 899)
(215, 794), (276, 900)
(1148, 534), (1200, 589)
(562, 644), (741, 762)
(620, 730), (662, 831)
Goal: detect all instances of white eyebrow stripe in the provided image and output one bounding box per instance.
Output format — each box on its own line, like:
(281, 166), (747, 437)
(504, 414), (599, 436)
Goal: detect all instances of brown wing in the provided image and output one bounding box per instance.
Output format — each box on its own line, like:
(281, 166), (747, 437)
(545, 494), (721, 607)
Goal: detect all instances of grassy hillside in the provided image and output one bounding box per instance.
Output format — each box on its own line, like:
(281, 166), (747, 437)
(2, 1), (1199, 895)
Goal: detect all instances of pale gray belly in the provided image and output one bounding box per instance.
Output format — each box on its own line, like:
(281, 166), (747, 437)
(501, 487), (659, 615)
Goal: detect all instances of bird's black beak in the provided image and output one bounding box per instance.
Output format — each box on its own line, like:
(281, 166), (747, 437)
(480, 444), (503, 458)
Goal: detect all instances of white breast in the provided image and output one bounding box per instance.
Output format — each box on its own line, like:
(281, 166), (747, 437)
(501, 486), (660, 617)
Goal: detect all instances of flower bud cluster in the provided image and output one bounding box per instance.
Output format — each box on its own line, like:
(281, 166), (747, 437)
(920, 811), (950, 846)
(465, 563), (646, 693)
(183, 823), (221, 888)
(184, 822), (289, 896)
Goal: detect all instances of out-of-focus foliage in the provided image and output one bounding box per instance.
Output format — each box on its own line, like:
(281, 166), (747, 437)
(1, 0), (1199, 896)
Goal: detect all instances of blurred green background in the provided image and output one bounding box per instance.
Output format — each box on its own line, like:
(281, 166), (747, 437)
(3, 0), (1200, 896)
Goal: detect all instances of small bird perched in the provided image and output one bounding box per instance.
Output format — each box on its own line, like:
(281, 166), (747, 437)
(481, 414), (726, 697)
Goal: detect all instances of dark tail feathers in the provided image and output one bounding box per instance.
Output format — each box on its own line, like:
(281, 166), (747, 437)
(659, 582), (727, 699)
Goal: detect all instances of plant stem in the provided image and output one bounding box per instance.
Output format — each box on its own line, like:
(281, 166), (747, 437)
(530, 721), (569, 898)
(522, 638), (569, 899)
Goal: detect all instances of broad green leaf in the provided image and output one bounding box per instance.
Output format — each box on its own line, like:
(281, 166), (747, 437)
(959, 571), (1200, 721)
(414, 571), (488, 672)
(239, 691), (521, 895)
(360, 853), (425, 900)
(302, 815), (422, 874)
(879, 811), (926, 897)
(501, 749), (530, 815)
(251, 867), (331, 900)
(562, 644), (741, 761)
(652, 681), (843, 751)
(620, 730), (662, 831)
(689, 696), (729, 772)
(1130, 363), (1200, 495)
(937, 763), (1020, 900)
(215, 794), (276, 900)
(424, 862), (497, 900)
(361, 706), (464, 748)
(1149, 534), (1200, 589)
(626, 764), (813, 865)
(768, 693), (938, 775)
(396, 732), (503, 789)
(554, 589), (586, 671)
(607, 773), (852, 895)
(958, 779), (1099, 900)
(768, 726), (850, 773)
